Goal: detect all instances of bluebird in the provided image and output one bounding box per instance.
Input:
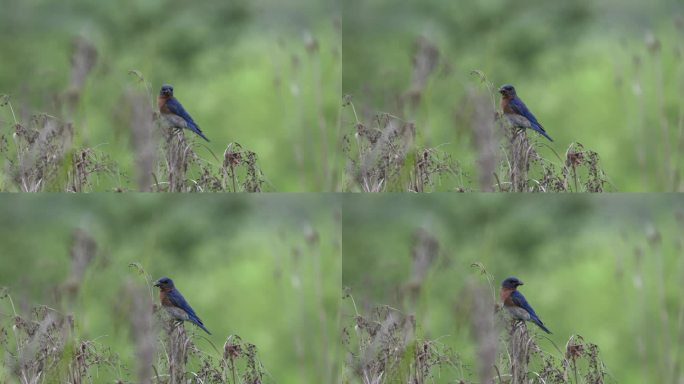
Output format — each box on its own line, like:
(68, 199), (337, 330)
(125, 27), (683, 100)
(157, 84), (210, 142)
(500, 276), (551, 334)
(499, 84), (553, 142)
(154, 276), (211, 335)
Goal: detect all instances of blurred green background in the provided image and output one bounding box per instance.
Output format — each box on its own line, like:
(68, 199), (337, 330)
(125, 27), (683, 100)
(342, 194), (684, 383)
(0, 0), (341, 191)
(0, 194), (341, 383)
(343, 0), (684, 191)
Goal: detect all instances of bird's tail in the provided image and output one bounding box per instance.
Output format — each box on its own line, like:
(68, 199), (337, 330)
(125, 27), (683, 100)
(188, 123), (210, 142)
(539, 130), (553, 142)
(197, 322), (212, 335)
(532, 126), (553, 142)
(532, 125), (553, 142)
(531, 315), (552, 334)
(189, 316), (212, 335)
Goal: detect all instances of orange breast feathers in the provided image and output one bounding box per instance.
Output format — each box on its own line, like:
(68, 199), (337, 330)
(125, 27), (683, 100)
(500, 95), (513, 114)
(157, 96), (169, 112)
(159, 287), (173, 306)
(500, 287), (515, 306)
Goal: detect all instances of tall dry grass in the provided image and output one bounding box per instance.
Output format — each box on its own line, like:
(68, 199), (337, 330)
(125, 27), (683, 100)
(343, 100), (461, 192)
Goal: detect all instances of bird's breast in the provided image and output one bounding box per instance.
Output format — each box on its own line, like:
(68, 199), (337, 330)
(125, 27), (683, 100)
(500, 287), (513, 302)
(157, 97), (168, 112)
(500, 97), (509, 113)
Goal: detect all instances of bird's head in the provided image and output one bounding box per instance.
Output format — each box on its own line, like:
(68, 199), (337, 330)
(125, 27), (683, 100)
(501, 276), (523, 289)
(159, 84), (174, 98)
(498, 84), (516, 97)
(154, 276), (174, 289)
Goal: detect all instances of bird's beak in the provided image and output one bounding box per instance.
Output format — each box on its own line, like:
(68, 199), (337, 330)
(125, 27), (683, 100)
(153, 280), (160, 287)
(498, 88), (505, 94)
(518, 281), (524, 286)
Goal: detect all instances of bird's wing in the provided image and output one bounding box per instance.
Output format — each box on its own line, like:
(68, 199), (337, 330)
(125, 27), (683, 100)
(166, 289), (199, 319)
(508, 97), (544, 130)
(510, 290), (539, 318)
(164, 98), (209, 141)
(165, 98), (197, 127)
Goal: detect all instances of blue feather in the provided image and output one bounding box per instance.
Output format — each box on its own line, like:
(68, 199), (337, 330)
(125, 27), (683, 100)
(508, 97), (553, 142)
(167, 288), (212, 335)
(511, 290), (551, 334)
(164, 98), (210, 142)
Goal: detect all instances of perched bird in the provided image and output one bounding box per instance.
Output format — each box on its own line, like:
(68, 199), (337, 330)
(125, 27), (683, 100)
(154, 276), (211, 335)
(157, 84), (210, 142)
(499, 84), (553, 142)
(500, 276), (551, 334)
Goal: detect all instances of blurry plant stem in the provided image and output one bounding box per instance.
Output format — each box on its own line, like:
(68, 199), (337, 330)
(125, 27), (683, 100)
(676, 113), (684, 190)
(290, 245), (307, 378)
(678, 213), (684, 382)
(652, 50), (673, 190)
(228, 352), (238, 384)
(633, 55), (649, 189)
(289, 52), (308, 191)
(468, 89), (497, 192)
(5, 292), (17, 317)
(633, 246), (649, 382)
(653, 239), (673, 378)
(493, 172), (503, 192)
(229, 162), (237, 192)
(469, 283), (497, 384)
(167, 322), (189, 384)
(510, 322), (530, 384)
(331, 105), (343, 190)
(310, 47), (331, 190)
(312, 239), (331, 381)
(5, 97), (18, 124)
(677, 36), (684, 191)
(123, 279), (155, 384)
(127, 90), (156, 191)
(508, 129), (532, 192)
(571, 163), (579, 192)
